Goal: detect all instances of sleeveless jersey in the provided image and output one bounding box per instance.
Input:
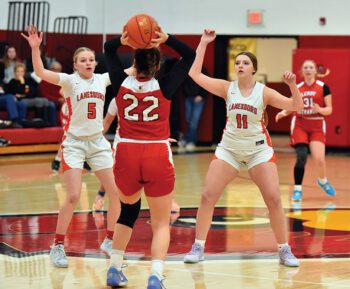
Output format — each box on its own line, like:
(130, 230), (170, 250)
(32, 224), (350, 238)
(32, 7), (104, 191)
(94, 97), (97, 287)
(220, 81), (271, 149)
(112, 76), (171, 140)
(58, 72), (110, 138)
(296, 80), (327, 119)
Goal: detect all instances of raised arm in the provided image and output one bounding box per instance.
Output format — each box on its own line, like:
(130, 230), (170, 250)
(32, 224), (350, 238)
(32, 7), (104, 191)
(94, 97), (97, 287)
(264, 71), (303, 111)
(104, 32), (130, 94)
(156, 29), (195, 99)
(21, 25), (59, 85)
(189, 29), (230, 99)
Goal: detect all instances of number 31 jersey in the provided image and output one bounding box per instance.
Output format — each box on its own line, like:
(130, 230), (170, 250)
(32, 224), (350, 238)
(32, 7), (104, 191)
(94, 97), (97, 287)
(296, 80), (329, 119)
(109, 76), (171, 141)
(220, 80), (271, 150)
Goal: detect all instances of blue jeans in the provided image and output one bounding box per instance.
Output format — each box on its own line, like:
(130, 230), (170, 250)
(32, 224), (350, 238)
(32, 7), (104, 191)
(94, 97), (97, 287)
(185, 96), (205, 143)
(0, 94), (27, 121)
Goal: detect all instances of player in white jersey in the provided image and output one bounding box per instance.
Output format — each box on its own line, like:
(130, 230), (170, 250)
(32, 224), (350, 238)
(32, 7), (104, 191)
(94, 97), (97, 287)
(22, 25), (120, 267)
(183, 29), (304, 267)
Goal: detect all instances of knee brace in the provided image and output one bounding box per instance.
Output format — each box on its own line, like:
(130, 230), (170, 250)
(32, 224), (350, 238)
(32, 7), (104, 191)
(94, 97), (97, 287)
(117, 198), (141, 229)
(295, 144), (308, 169)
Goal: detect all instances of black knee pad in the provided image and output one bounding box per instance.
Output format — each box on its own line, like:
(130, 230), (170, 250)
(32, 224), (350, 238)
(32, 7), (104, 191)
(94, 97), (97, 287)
(295, 144), (308, 169)
(117, 198), (141, 229)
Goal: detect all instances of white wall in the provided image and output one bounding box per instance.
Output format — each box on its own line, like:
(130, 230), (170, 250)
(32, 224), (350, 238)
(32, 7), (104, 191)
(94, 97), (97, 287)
(1, 0), (350, 35)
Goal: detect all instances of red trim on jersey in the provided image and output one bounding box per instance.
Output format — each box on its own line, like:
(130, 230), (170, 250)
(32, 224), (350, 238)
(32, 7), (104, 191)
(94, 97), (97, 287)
(267, 152), (276, 164)
(260, 112), (272, 147)
(63, 97), (73, 132)
(61, 142), (72, 172)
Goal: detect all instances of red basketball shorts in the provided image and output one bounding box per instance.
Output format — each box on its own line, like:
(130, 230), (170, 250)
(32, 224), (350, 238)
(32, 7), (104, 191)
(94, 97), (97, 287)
(290, 116), (326, 145)
(114, 142), (175, 197)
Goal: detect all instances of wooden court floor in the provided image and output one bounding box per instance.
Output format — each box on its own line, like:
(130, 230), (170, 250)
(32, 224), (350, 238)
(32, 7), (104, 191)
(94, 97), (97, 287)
(0, 140), (349, 289)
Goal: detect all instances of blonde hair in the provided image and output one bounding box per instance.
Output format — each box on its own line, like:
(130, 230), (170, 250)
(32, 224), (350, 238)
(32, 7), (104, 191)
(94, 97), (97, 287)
(301, 59), (330, 78)
(72, 47), (95, 63)
(14, 62), (26, 73)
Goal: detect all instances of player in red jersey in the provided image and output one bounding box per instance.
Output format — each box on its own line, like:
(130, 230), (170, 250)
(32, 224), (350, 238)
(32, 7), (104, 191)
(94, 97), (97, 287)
(276, 60), (336, 201)
(104, 28), (195, 289)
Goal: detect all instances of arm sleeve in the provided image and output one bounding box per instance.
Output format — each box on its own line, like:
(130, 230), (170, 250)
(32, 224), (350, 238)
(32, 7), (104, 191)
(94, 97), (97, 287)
(104, 37), (128, 94)
(158, 35), (195, 99)
(323, 84), (331, 96)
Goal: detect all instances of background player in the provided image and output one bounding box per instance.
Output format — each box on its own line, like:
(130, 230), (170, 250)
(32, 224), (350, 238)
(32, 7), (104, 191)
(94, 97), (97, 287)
(275, 60), (335, 201)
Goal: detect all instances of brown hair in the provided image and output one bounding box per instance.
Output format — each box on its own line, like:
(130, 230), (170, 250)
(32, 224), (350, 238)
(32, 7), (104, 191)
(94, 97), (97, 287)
(73, 47), (95, 63)
(134, 48), (161, 78)
(1, 46), (19, 67)
(236, 51), (258, 75)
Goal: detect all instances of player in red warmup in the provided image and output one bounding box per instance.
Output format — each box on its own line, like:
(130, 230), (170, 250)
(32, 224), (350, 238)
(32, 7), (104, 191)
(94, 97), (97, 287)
(276, 60), (336, 201)
(104, 28), (195, 289)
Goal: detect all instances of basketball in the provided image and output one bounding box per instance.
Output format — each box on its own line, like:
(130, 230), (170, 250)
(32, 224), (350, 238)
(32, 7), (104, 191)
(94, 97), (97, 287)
(124, 14), (160, 49)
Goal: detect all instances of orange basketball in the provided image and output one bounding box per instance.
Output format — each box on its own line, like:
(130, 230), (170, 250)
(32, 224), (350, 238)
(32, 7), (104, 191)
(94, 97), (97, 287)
(124, 14), (160, 49)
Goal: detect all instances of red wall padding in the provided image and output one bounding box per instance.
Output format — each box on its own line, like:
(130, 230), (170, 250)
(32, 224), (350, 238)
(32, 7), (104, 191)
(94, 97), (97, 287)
(0, 127), (63, 145)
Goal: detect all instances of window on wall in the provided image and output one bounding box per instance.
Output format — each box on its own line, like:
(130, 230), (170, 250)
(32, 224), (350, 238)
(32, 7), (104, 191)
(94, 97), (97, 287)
(227, 37), (297, 83)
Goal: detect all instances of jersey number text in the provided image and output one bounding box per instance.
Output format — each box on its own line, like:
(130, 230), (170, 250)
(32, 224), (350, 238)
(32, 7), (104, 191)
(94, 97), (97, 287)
(123, 94), (159, 121)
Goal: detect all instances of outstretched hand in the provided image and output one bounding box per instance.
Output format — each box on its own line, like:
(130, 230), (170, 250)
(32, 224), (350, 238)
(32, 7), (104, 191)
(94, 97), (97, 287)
(201, 29), (216, 44)
(21, 25), (43, 49)
(282, 71), (296, 86)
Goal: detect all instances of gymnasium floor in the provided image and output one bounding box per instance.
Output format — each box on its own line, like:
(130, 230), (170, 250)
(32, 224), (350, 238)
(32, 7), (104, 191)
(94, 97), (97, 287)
(0, 137), (349, 288)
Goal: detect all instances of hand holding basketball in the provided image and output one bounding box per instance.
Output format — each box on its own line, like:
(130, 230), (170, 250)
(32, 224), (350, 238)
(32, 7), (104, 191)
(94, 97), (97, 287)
(124, 14), (160, 49)
(150, 28), (169, 47)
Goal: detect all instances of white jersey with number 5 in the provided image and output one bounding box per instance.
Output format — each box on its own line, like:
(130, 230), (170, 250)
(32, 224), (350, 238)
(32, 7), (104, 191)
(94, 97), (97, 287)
(58, 72), (111, 138)
(219, 80), (272, 150)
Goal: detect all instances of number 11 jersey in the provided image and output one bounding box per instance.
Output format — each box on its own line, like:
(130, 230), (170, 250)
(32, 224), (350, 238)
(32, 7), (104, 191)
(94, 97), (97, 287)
(220, 80), (272, 150)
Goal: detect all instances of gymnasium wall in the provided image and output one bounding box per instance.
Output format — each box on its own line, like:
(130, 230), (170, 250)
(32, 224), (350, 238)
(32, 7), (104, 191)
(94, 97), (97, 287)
(1, 0), (350, 35)
(1, 1), (350, 146)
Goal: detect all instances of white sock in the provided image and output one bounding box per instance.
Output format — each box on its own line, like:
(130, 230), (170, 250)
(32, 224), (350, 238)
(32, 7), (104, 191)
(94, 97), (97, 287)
(110, 249), (124, 270)
(194, 239), (205, 247)
(151, 259), (164, 278)
(278, 243), (289, 250)
(318, 178), (328, 185)
(294, 185), (302, 191)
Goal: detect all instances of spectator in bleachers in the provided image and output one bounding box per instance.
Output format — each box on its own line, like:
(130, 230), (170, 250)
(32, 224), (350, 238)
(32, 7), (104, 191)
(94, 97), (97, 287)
(0, 85), (26, 128)
(38, 61), (65, 108)
(6, 63), (56, 126)
(0, 46), (21, 85)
